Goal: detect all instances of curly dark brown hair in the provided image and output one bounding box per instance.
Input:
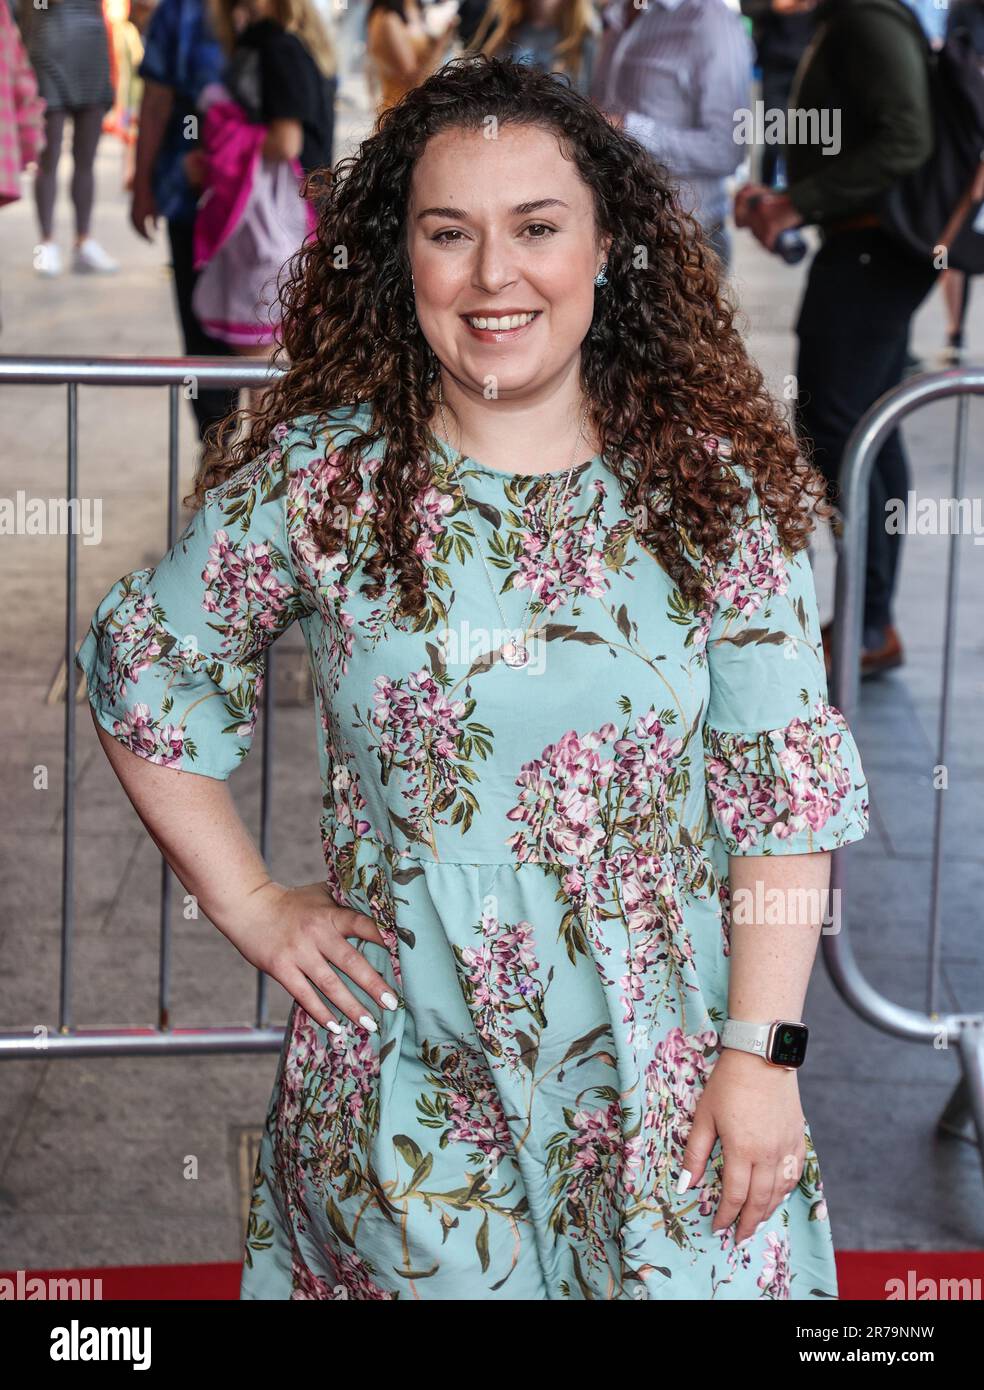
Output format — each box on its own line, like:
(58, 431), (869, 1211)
(192, 54), (831, 617)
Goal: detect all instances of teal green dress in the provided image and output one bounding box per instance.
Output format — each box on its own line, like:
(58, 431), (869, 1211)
(75, 403), (869, 1300)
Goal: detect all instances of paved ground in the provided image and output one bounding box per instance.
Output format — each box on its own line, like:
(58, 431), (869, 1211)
(1, 62), (982, 1278)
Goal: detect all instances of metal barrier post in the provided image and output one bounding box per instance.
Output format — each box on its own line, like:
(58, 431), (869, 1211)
(0, 357), (287, 1059)
(826, 367), (984, 1180)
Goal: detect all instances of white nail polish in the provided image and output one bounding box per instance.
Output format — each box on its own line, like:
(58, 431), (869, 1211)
(674, 1170), (692, 1195)
(326, 1020), (342, 1035)
(380, 991), (398, 1010)
(359, 1014), (378, 1032)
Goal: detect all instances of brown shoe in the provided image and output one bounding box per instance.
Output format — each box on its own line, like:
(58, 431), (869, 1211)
(821, 619), (904, 680)
(860, 624), (904, 679)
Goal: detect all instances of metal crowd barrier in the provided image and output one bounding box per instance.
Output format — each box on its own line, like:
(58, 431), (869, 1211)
(827, 366), (984, 1181)
(2, 353), (982, 1152)
(0, 357), (288, 1059)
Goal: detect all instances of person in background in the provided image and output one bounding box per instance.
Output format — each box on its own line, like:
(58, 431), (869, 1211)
(0, 0), (45, 212)
(591, 0), (753, 271)
(466, 0), (600, 97)
(105, 0), (154, 190)
(1, 0), (46, 330)
(192, 0), (337, 401)
(740, 0), (816, 189)
(313, 0), (367, 101)
(205, 0), (338, 179)
(20, 0), (119, 275)
(365, 0), (459, 115)
(735, 0), (938, 678)
(131, 0), (240, 441)
(939, 0), (984, 365)
(896, 0), (946, 375)
(456, 0), (493, 45)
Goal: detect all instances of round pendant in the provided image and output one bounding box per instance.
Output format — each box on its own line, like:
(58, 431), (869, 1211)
(501, 640), (529, 668)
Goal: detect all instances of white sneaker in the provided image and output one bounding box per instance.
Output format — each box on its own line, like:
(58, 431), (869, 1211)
(34, 240), (63, 276)
(72, 238), (119, 273)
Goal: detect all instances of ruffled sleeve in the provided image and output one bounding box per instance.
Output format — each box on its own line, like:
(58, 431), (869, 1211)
(701, 467), (870, 855)
(75, 430), (314, 779)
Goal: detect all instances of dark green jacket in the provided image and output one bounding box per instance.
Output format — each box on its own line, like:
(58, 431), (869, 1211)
(785, 0), (934, 225)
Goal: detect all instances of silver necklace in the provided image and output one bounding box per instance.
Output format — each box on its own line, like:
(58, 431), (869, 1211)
(436, 383), (590, 669)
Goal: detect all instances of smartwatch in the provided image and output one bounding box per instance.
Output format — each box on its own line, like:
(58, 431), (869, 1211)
(720, 1018), (809, 1070)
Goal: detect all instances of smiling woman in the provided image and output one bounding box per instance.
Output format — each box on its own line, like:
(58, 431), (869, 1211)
(410, 149), (608, 456)
(75, 54), (869, 1302)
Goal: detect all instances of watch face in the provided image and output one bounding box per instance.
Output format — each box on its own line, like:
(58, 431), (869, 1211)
(768, 1022), (809, 1068)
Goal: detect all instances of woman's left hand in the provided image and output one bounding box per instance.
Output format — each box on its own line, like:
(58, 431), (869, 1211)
(677, 1047), (807, 1245)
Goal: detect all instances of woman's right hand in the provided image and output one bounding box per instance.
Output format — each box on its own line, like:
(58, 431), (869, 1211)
(221, 879), (399, 1035)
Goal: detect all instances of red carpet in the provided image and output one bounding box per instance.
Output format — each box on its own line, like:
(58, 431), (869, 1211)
(3, 1252), (983, 1299)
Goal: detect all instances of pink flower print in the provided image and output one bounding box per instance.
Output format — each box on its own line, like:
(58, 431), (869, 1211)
(289, 1259), (338, 1300)
(330, 762), (372, 838)
(328, 1251), (396, 1300)
(505, 724), (618, 864)
(456, 912), (546, 1060)
(201, 532), (293, 659)
(705, 702), (862, 850)
(711, 513), (789, 626)
(514, 511), (609, 612)
(115, 703), (186, 769)
(638, 1027), (717, 1198)
(286, 455), (350, 582)
(413, 485), (455, 562)
(613, 710), (684, 798)
(291, 1250), (394, 1300)
(368, 669), (470, 843)
(757, 1230), (792, 1299)
(547, 1098), (633, 1269)
(425, 1043), (514, 1167)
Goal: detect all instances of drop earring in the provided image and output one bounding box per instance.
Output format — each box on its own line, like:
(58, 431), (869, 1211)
(594, 262), (609, 288)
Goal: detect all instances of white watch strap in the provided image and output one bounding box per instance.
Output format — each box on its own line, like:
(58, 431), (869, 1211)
(720, 1018), (772, 1057)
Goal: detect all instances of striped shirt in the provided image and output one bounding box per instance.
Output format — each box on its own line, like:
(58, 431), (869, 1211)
(591, 0), (754, 229)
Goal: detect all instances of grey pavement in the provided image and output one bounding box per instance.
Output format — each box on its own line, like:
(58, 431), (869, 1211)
(1, 72), (983, 1277)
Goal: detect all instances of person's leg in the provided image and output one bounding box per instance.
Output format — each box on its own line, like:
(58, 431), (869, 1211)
(795, 230), (938, 649)
(166, 218), (241, 440)
(760, 66), (795, 189)
(68, 105), (120, 271)
(69, 104), (104, 241)
(941, 269), (971, 363)
(862, 335), (910, 643)
(35, 108), (67, 241)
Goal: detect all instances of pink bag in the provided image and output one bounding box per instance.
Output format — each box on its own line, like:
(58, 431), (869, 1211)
(192, 153), (313, 347)
(0, 1), (46, 208)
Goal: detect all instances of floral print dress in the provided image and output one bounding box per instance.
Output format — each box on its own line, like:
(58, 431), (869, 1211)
(75, 403), (869, 1300)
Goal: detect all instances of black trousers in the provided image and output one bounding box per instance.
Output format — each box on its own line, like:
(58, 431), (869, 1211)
(794, 228), (939, 636)
(166, 217), (241, 441)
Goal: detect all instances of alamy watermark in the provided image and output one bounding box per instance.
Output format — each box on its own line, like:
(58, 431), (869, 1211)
(731, 884), (841, 934)
(0, 492), (102, 545)
(436, 621), (548, 675)
(885, 491), (984, 544)
(733, 102), (841, 157)
(1, 1269), (103, 1299)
